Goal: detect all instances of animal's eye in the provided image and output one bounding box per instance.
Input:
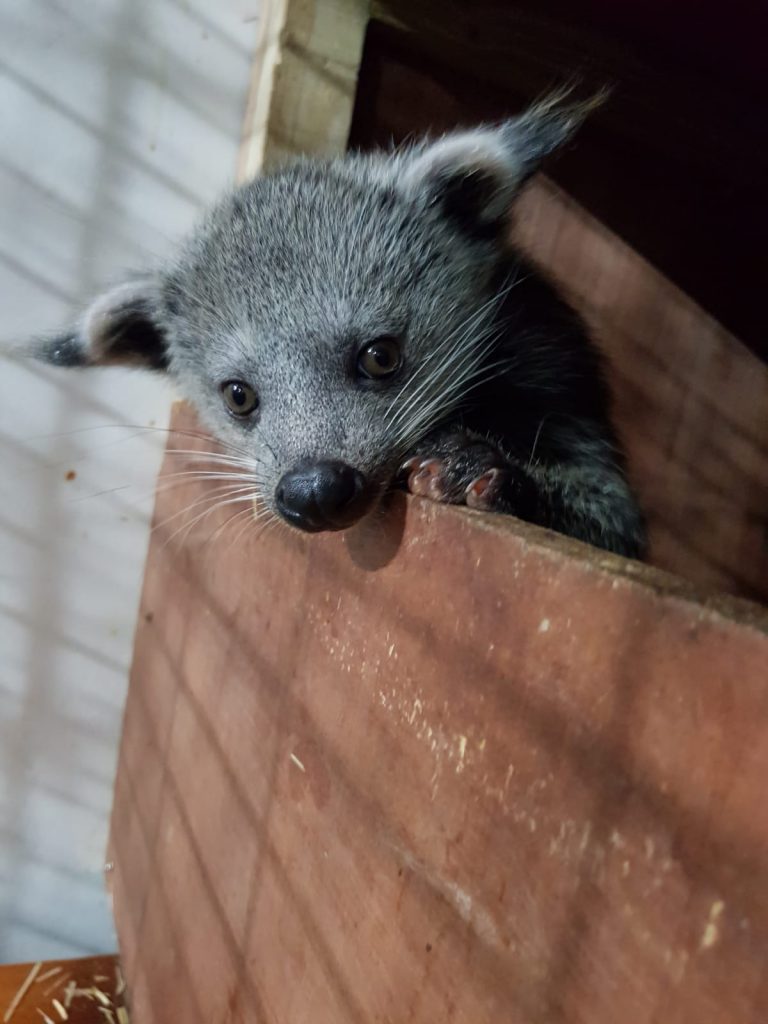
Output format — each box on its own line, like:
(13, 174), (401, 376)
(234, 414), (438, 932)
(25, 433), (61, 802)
(221, 380), (259, 417)
(356, 337), (402, 380)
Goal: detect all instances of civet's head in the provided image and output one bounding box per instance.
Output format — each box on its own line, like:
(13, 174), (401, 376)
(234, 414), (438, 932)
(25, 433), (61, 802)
(35, 92), (596, 532)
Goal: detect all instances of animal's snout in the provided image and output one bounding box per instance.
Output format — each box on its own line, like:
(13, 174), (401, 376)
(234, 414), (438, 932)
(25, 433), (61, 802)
(275, 460), (371, 532)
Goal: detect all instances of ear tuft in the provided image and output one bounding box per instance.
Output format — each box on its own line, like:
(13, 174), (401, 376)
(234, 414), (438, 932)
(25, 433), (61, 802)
(34, 331), (90, 367)
(503, 86), (609, 181)
(395, 87), (607, 237)
(31, 278), (169, 372)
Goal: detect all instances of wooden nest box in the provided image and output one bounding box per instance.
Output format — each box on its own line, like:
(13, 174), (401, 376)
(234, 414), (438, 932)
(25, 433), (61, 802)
(107, 2), (768, 1021)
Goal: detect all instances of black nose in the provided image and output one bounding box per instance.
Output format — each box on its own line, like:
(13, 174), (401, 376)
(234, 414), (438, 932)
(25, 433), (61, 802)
(275, 461), (371, 532)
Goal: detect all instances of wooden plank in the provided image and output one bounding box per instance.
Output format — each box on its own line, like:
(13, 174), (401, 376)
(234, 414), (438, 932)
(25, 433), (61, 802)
(108, 407), (768, 1023)
(514, 179), (768, 603)
(238, 0), (369, 180)
(0, 956), (124, 1023)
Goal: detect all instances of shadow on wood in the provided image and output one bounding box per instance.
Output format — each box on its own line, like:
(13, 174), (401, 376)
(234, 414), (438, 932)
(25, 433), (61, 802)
(515, 180), (768, 605)
(108, 406), (768, 1024)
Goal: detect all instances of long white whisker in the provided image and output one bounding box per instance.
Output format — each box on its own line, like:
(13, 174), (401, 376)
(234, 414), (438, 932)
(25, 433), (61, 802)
(527, 414), (553, 470)
(154, 480), (259, 505)
(385, 280), (517, 442)
(155, 469), (260, 486)
(159, 491), (264, 548)
(204, 502), (271, 548)
(390, 323), (507, 450)
(384, 297), (497, 430)
(223, 501), (281, 552)
(152, 484), (261, 533)
(164, 448), (260, 465)
(249, 513), (283, 547)
(138, 471), (262, 505)
(27, 422), (256, 460)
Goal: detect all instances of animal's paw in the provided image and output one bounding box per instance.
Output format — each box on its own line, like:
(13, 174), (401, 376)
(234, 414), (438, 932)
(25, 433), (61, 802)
(400, 435), (515, 512)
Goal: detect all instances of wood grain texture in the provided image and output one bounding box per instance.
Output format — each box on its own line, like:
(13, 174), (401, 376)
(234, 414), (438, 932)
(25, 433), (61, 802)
(514, 180), (768, 603)
(108, 406), (768, 1024)
(238, 0), (369, 180)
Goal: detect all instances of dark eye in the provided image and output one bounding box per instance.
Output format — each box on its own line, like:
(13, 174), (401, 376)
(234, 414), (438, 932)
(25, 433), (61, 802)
(356, 337), (402, 380)
(221, 380), (259, 417)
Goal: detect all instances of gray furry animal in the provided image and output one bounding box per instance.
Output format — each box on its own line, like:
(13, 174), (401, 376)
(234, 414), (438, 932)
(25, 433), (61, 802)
(33, 93), (645, 557)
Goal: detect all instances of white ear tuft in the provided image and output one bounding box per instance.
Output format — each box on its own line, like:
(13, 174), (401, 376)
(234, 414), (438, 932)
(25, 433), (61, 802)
(394, 89), (605, 235)
(398, 127), (524, 224)
(33, 277), (169, 371)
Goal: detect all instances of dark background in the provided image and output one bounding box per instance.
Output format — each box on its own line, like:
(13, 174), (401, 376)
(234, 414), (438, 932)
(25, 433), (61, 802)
(350, 1), (768, 361)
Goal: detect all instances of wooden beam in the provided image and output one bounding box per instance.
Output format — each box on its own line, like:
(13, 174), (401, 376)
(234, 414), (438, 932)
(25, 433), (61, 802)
(238, 0), (369, 180)
(108, 407), (768, 1023)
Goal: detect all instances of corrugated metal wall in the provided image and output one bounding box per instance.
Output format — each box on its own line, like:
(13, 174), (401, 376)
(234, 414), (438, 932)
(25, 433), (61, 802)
(0, 0), (258, 960)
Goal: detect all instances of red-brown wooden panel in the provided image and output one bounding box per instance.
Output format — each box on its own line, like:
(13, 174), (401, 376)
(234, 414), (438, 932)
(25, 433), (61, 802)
(109, 407), (768, 1024)
(515, 180), (768, 604)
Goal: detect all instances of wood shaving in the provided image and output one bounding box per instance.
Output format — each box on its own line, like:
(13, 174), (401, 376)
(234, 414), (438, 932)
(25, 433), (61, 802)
(63, 982), (77, 1009)
(4, 960), (126, 1023)
(43, 973), (70, 999)
(51, 999), (67, 1021)
(90, 987), (112, 1007)
(35, 968), (62, 986)
(3, 961), (42, 1022)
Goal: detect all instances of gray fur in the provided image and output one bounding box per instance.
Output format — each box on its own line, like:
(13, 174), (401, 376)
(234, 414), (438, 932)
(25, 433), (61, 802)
(31, 92), (645, 557)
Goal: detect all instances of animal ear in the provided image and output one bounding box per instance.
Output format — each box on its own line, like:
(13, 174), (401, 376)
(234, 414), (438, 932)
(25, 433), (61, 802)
(396, 90), (604, 236)
(33, 277), (169, 371)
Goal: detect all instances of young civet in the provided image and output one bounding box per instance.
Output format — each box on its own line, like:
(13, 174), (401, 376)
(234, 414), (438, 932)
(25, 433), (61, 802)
(34, 93), (645, 557)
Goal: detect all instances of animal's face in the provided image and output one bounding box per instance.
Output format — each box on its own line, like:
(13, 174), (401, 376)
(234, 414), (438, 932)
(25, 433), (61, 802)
(163, 164), (501, 529)
(33, 92), (595, 531)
